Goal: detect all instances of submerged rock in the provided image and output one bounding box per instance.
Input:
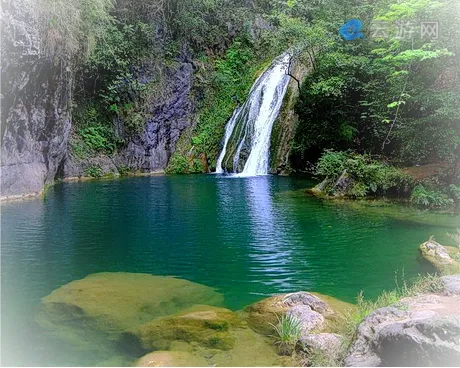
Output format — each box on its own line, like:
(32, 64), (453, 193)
(128, 305), (285, 367)
(136, 351), (207, 367)
(121, 305), (239, 352)
(344, 293), (460, 367)
(36, 273), (223, 342)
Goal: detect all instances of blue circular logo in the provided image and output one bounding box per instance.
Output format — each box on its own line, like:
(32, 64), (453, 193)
(339, 19), (365, 40)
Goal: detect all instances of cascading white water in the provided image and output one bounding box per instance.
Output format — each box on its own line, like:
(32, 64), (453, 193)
(216, 54), (291, 175)
(215, 107), (241, 174)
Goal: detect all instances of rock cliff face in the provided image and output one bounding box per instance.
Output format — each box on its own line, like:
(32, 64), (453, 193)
(1, 0), (196, 195)
(63, 61), (195, 178)
(1, 0), (72, 199)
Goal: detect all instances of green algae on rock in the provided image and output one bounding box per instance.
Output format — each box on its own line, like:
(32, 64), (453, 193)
(127, 304), (287, 367)
(121, 305), (241, 352)
(136, 332), (285, 367)
(36, 273), (224, 342)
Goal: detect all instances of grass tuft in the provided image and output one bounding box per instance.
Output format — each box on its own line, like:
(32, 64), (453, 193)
(269, 313), (302, 356)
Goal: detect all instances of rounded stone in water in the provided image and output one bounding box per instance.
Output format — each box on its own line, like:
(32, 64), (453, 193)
(36, 272), (224, 340)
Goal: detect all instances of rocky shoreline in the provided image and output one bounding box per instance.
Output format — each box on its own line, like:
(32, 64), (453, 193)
(34, 240), (460, 367)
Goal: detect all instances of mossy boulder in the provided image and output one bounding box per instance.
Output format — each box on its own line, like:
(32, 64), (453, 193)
(135, 329), (285, 367)
(121, 305), (240, 353)
(420, 240), (460, 274)
(242, 291), (352, 335)
(136, 351), (208, 367)
(36, 273), (223, 343)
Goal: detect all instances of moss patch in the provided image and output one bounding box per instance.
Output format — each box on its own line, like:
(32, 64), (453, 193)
(122, 305), (241, 352)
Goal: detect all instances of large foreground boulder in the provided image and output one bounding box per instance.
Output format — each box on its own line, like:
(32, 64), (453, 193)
(36, 273), (223, 344)
(345, 293), (460, 367)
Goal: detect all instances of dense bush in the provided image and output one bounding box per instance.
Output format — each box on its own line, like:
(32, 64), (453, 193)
(410, 185), (454, 209)
(72, 106), (123, 155)
(448, 185), (460, 204)
(316, 150), (414, 198)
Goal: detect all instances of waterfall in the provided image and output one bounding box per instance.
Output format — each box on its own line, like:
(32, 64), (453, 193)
(216, 54), (291, 175)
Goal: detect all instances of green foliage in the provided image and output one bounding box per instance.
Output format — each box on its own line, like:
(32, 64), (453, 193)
(316, 150), (349, 179)
(37, 0), (115, 60)
(79, 126), (116, 154)
(166, 155), (188, 174)
(269, 313), (301, 356)
(448, 185), (460, 203)
(316, 151), (414, 198)
(410, 185), (454, 209)
(70, 139), (88, 160)
(86, 165), (103, 178)
(447, 229), (460, 249)
(292, 0), (460, 173)
(73, 105), (123, 155)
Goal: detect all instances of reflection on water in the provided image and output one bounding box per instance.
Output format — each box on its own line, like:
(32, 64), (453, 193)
(244, 176), (300, 292)
(1, 174), (458, 366)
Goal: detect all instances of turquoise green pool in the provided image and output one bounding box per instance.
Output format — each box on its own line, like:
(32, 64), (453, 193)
(1, 175), (459, 366)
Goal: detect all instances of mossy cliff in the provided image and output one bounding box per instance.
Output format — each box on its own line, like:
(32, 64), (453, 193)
(269, 63), (308, 175)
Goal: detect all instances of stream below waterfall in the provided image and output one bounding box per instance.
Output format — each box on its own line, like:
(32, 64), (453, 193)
(2, 175), (459, 366)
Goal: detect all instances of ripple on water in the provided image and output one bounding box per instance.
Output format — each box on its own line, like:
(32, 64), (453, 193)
(1, 175), (459, 365)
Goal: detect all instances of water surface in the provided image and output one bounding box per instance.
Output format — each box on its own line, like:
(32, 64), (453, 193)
(1, 175), (458, 366)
